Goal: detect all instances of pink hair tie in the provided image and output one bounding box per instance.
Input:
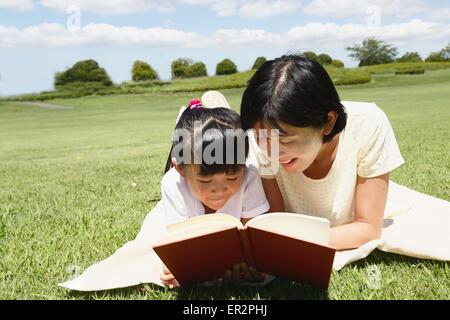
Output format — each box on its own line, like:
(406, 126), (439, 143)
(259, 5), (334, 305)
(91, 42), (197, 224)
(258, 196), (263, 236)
(188, 98), (203, 110)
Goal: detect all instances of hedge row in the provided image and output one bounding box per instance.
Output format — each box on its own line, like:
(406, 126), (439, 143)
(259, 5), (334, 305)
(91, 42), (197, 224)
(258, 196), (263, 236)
(325, 67), (372, 85)
(395, 67), (425, 75)
(359, 62), (450, 74)
(9, 62), (450, 101)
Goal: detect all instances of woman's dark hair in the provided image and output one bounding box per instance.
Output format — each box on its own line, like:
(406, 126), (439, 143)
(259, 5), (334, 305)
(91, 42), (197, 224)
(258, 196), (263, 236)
(240, 54), (347, 143)
(164, 106), (249, 176)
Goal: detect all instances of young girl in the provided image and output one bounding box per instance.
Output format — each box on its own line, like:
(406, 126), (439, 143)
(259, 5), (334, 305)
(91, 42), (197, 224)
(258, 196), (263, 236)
(159, 99), (270, 288)
(240, 54), (405, 252)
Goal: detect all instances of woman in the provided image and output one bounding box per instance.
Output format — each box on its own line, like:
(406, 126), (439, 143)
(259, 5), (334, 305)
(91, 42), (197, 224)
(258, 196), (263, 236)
(240, 54), (404, 251)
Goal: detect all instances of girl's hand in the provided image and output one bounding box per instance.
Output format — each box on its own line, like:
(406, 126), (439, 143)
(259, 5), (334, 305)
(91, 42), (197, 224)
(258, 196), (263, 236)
(222, 262), (265, 283)
(160, 264), (180, 289)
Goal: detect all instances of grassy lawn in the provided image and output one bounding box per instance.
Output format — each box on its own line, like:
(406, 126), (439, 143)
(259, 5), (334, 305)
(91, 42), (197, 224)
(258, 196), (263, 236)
(0, 70), (449, 299)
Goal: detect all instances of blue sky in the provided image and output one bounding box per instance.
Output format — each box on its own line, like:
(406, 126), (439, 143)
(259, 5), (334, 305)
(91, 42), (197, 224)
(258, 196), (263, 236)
(0, 0), (449, 96)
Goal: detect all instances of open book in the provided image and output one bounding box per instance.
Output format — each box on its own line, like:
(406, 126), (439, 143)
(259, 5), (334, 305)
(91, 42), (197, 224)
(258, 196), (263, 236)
(152, 212), (336, 290)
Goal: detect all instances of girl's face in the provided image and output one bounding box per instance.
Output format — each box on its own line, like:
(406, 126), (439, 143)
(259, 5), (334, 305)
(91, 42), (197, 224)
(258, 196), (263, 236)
(175, 162), (245, 211)
(254, 120), (328, 175)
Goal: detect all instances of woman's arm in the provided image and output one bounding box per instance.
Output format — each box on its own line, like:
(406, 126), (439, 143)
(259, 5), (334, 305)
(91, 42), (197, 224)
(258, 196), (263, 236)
(261, 178), (285, 212)
(329, 172), (389, 250)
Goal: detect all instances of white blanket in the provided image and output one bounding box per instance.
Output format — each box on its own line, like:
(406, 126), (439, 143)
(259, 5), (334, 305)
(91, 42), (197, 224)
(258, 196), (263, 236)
(59, 181), (450, 291)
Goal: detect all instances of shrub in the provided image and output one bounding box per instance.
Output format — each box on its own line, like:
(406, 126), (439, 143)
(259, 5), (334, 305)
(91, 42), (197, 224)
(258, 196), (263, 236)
(252, 57), (267, 70)
(397, 52), (422, 63)
(216, 59), (238, 75)
(171, 58), (192, 78)
(425, 51), (446, 62)
(426, 43), (450, 62)
(325, 67), (372, 85)
(171, 58), (207, 78)
(121, 80), (169, 89)
(359, 62), (450, 74)
(132, 60), (159, 81)
(185, 62), (207, 78)
(317, 53), (332, 65)
(303, 51), (318, 61)
(331, 59), (344, 68)
(54, 59), (112, 87)
(54, 81), (113, 97)
(395, 67), (425, 75)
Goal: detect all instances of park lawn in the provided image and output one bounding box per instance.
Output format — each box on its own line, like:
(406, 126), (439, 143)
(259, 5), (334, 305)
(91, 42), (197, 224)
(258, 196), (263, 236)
(0, 70), (449, 299)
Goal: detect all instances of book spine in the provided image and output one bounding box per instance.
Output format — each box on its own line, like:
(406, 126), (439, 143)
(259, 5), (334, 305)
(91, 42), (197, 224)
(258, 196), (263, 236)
(237, 227), (256, 267)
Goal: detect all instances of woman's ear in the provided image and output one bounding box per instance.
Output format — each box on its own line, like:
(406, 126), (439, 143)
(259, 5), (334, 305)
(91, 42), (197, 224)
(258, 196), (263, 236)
(172, 157), (184, 177)
(323, 111), (339, 135)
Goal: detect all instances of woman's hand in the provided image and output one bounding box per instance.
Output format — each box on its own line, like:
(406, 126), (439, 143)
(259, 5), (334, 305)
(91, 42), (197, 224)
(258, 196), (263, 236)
(160, 264), (180, 289)
(222, 262), (265, 283)
(329, 173), (389, 250)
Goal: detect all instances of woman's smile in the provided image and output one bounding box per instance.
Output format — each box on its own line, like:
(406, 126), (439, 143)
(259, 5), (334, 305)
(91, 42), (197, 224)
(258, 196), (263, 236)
(280, 158), (298, 167)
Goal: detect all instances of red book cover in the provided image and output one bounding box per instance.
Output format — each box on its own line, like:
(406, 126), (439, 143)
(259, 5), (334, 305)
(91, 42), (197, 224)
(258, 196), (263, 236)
(152, 223), (335, 289)
(153, 226), (245, 285)
(247, 226), (335, 290)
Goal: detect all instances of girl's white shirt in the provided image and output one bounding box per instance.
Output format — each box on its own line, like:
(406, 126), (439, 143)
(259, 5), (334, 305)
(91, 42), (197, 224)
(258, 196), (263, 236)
(160, 165), (270, 227)
(246, 101), (405, 227)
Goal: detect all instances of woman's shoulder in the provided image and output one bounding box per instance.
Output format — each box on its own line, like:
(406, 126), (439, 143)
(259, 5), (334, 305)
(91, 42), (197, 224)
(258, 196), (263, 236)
(341, 101), (386, 118)
(341, 101), (390, 133)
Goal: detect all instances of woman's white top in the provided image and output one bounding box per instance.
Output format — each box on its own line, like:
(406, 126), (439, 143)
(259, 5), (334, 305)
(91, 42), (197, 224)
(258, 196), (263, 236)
(160, 165), (270, 227)
(246, 101), (405, 227)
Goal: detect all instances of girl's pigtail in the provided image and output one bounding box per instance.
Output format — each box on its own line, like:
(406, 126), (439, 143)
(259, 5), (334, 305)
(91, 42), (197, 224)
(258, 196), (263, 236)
(164, 99), (203, 174)
(164, 144), (175, 174)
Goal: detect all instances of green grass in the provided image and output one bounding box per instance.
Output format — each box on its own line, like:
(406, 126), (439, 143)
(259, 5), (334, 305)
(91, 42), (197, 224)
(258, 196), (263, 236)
(0, 70), (449, 300)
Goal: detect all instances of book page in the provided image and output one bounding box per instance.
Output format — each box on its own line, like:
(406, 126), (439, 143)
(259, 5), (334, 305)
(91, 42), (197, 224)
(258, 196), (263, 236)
(157, 213), (244, 244)
(246, 212), (330, 246)
(156, 224), (238, 245)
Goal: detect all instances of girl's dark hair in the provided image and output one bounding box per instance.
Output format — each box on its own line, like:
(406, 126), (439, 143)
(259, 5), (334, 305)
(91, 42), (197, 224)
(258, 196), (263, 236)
(240, 54), (347, 143)
(164, 107), (249, 176)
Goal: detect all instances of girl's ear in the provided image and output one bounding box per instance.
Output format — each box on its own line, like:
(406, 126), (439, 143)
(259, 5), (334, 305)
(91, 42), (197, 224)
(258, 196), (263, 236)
(172, 157), (184, 177)
(323, 111), (338, 135)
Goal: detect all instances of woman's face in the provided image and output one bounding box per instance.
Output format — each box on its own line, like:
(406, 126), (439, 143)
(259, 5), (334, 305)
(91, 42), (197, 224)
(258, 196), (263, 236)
(254, 121), (325, 175)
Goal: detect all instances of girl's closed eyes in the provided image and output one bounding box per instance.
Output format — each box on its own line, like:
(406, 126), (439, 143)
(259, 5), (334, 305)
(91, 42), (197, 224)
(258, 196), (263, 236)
(197, 176), (239, 183)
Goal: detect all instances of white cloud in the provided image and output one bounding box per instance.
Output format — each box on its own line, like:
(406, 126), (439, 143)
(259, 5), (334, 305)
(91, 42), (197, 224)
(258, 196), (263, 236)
(183, 0), (302, 18)
(33, 0), (301, 18)
(211, 1), (238, 17)
(0, 0), (34, 11)
(175, 0), (215, 4)
(304, 0), (430, 19)
(426, 8), (450, 21)
(37, 0), (157, 15)
(157, 0), (176, 13)
(1, 19), (449, 49)
(239, 0), (301, 18)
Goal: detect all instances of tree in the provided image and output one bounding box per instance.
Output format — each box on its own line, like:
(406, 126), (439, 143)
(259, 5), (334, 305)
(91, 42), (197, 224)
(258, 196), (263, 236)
(55, 59), (112, 86)
(425, 43), (450, 62)
(397, 52), (422, 63)
(252, 57), (267, 70)
(216, 59), (238, 75)
(425, 52), (445, 62)
(443, 43), (450, 60)
(184, 62), (207, 78)
(346, 37), (398, 66)
(303, 51), (318, 61)
(171, 58), (193, 78)
(171, 58), (207, 78)
(331, 59), (344, 68)
(132, 60), (159, 81)
(317, 53), (332, 65)
(303, 51), (334, 65)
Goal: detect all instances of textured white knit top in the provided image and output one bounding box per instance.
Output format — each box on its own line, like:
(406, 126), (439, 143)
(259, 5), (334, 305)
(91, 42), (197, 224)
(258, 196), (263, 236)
(246, 101), (405, 227)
